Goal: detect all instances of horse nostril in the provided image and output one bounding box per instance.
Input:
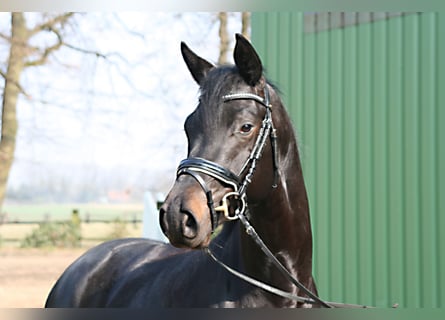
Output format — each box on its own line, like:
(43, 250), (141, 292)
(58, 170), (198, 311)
(159, 206), (169, 236)
(181, 210), (198, 239)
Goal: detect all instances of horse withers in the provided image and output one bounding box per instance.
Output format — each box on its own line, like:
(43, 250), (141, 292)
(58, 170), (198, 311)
(45, 34), (320, 307)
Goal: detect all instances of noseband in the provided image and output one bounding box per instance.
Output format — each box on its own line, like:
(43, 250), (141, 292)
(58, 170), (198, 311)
(176, 85), (278, 231)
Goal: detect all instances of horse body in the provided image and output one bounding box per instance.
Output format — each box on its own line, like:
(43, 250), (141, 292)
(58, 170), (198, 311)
(47, 208), (315, 307)
(45, 226), (288, 307)
(46, 34), (318, 308)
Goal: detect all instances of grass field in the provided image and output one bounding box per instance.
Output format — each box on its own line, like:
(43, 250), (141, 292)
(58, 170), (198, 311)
(0, 203), (145, 248)
(1, 203), (144, 222)
(0, 222), (143, 247)
(0, 203), (149, 307)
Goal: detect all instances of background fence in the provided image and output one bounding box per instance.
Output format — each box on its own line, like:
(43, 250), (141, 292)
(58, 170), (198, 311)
(0, 204), (144, 247)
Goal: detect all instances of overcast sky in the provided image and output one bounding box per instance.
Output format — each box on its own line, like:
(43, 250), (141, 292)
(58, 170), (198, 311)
(2, 12), (244, 195)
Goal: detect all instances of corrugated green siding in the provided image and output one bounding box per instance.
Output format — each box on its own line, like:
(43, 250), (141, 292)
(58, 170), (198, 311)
(252, 12), (444, 308)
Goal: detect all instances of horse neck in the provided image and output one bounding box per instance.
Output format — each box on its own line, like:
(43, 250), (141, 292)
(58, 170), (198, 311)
(239, 101), (315, 300)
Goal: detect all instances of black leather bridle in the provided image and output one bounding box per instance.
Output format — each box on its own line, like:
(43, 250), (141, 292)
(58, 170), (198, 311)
(176, 84), (334, 307)
(177, 85), (278, 231)
(175, 84), (381, 308)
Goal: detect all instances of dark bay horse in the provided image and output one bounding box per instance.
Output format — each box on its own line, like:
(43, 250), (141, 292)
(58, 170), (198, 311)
(45, 34), (322, 308)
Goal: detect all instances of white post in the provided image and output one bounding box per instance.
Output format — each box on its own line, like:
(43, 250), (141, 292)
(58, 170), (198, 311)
(142, 191), (168, 242)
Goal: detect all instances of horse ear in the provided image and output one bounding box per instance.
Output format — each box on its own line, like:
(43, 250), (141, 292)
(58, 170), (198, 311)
(181, 42), (214, 85)
(234, 33), (263, 86)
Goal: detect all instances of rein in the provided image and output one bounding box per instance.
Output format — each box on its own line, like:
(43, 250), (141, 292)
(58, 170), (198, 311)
(205, 248), (374, 308)
(176, 84), (376, 308)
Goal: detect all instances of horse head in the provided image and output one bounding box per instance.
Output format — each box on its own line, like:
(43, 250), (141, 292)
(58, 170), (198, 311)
(160, 34), (279, 248)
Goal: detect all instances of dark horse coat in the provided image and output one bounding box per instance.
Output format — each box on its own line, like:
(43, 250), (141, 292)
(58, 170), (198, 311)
(46, 34), (318, 308)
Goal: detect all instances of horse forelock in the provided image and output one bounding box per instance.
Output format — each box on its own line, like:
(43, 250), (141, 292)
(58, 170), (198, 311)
(186, 66), (250, 139)
(200, 67), (242, 106)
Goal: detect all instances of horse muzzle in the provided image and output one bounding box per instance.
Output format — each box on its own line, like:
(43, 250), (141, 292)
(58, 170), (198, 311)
(159, 182), (213, 249)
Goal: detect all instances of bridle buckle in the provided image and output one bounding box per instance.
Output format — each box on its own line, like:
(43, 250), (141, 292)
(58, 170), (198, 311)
(214, 192), (245, 221)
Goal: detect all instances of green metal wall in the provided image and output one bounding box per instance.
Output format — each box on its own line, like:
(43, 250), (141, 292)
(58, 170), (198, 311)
(252, 12), (444, 308)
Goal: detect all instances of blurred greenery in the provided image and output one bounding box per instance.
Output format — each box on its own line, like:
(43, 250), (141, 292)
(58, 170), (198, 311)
(20, 222), (81, 248)
(1, 203), (143, 222)
(105, 218), (129, 240)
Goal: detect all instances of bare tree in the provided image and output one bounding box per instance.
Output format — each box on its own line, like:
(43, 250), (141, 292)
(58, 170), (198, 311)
(217, 12), (229, 65)
(241, 12), (251, 39)
(0, 13), (251, 208)
(217, 12), (251, 65)
(1, 13), (31, 210)
(0, 13), (106, 210)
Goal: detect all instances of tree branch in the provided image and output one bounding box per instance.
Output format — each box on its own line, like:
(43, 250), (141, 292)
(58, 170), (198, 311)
(29, 13), (76, 36)
(63, 42), (108, 59)
(218, 12), (229, 65)
(241, 12), (251, 38)
(0, 69), (31, 98)
(26, 20), (108, 67)
(25, 23), (108, 67)
(0, 32), (11, 42)
(24, 30), (63, 67)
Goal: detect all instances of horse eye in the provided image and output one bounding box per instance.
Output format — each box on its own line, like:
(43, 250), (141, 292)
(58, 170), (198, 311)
(240, 123), (253, 134)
